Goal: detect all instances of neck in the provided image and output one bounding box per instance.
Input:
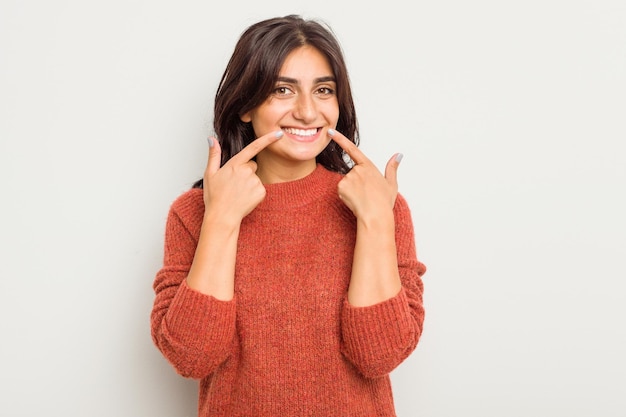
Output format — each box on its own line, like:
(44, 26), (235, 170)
(255, 158), (318, 184)
(251, 164), (335, 211)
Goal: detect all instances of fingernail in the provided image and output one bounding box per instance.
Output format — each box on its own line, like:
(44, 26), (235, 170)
(395, 153), (404, 163)
(207, 137), (215, 148)
(328, 128), (335, 136)
(275, 130), (284, 138)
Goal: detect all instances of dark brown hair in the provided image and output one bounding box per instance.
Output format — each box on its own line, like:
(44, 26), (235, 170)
(194, 15), (359, 188)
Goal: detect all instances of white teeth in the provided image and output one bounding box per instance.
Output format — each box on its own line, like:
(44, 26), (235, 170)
(284, 128), (317, 136)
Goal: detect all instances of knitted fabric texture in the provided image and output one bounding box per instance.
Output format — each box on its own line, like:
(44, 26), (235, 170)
(151, 164), (426, 417)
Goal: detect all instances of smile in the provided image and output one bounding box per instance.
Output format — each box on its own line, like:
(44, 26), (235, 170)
(283, 127), (318, 136)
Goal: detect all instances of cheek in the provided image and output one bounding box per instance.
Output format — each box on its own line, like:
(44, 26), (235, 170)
(325, 102), (340, 125)
(249, 105), (286, 136)
(320, 136), (332, 150)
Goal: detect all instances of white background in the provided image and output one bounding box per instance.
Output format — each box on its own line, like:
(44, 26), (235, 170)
(1, 1), (625, 416)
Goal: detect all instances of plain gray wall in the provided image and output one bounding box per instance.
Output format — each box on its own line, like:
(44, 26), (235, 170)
(1, 0), (625, 416)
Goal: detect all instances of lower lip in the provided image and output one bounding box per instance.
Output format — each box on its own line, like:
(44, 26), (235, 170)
(285, 130), (320, 143)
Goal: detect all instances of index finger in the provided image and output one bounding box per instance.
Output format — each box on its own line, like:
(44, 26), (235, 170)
(230, 130), (284, 164)
(328, 129), (370, 165)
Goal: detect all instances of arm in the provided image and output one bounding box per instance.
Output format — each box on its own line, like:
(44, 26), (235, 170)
(330, 128), (403, 306)
(328, 129), (426, 377)
(341, 195), (426, 378)
(150, 131), (283, 378)
(186, 132), (283, 299)
(346, 191), (401, 306)
(150, 200), (237, 379)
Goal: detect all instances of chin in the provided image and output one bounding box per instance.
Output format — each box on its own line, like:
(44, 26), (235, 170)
(282, 144), (325, 160)
(285, 153), (320, 163)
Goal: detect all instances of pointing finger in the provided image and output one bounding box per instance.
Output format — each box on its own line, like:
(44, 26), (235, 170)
(230, 130), (284, 164)
(328, 128), (370, 165)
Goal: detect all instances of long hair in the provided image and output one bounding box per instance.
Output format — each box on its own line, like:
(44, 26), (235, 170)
(194, 15), (359, 188)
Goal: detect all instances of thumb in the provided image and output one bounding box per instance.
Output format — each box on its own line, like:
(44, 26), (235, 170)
(384, 152), (402, 190)
(206, 136), (222, 176)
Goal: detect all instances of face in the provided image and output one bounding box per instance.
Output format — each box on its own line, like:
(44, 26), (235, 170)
(241, 45), (339, 180)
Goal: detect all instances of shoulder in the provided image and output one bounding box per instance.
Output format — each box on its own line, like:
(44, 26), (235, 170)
(393, 192), (416, 231)
(393, 192), (412, 216)
(167, 188), (204, 236)
(170, 188), (204, 216)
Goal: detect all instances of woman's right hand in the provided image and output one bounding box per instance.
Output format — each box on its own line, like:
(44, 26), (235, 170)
(202, 131), (283, 224)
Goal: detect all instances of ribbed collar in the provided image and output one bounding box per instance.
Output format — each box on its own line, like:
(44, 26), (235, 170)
(256, 164), (339, 211)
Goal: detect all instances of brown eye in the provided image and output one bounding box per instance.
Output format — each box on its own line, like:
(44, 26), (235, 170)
(316, 87), (335, 97)
(273, 86), (294, 96)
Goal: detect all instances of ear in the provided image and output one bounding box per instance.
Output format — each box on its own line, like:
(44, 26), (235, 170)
(240, 111), (252, 123)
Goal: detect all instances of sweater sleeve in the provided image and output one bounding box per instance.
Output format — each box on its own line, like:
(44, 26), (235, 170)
(340, 194), (426, 378)
(150, 191), (237, 379)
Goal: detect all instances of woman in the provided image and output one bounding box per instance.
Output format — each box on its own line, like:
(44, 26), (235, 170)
(151, 14), (426, 416)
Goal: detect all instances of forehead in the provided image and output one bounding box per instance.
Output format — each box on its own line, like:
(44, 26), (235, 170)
(279, 45), (334, 79)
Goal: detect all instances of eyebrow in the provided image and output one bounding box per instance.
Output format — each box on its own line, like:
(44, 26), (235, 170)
(276, 76), (336, 84)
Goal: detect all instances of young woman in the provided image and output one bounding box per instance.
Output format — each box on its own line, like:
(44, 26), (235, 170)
(151, 15), (427, 416)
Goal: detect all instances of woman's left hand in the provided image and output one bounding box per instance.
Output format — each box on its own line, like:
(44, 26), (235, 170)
(329, 129), (402, 220)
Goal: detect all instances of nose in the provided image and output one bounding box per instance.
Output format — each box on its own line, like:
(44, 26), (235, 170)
(293, 93), (316, 123)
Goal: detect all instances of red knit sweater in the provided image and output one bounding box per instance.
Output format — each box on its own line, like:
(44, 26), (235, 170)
(151, 164), (426, 416)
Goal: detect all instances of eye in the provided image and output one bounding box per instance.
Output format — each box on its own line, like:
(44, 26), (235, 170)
(273, 86), (295, 96)
(316, 86), (336, 97)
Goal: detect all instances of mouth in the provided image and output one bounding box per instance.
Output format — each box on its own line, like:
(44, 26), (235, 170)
(283, 127), (320, 142)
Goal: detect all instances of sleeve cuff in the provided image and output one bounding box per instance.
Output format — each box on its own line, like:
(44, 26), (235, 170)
(164, 279), (237, 352)
(341, 288), (414, 368)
